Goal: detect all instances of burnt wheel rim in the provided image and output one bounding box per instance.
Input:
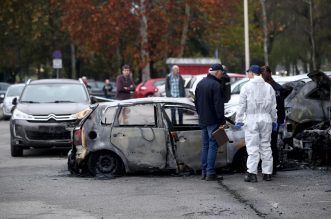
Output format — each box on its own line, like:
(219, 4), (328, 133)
(96, 154), (116, 173)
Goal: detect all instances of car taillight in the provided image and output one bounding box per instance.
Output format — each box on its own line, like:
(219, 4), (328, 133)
(74, 129), (82, 145)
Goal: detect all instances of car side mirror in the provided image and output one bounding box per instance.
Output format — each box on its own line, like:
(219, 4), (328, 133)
(90, 96), (97, 104)
(12, 97), (17, 105)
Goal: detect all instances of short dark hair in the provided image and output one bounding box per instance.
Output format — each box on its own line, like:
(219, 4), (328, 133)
(122, 64), (130, 70)
(261, 65), (271, 74)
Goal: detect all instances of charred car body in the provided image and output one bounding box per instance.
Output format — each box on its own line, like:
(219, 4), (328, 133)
(10, 79), (93, 157)
(68, 97), (247, 176)
(281, 71), (331, 164)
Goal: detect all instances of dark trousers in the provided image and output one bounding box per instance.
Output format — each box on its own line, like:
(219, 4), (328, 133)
(271, 129), (279, 173)
(171, 108), (183, 125)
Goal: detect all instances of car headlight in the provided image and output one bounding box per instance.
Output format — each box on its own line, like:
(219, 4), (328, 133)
(12, 109), (34, 120)
(0, 94), (4, 98)
(72, 108), (92, 119)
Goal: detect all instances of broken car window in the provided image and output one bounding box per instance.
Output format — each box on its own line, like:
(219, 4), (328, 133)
(101, 107), (117, 125)
(118, 104), (156, 126)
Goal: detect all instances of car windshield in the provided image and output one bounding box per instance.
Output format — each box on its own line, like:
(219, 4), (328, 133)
(20, 83), (89, 103)
(6, 85), (24, 97)
(0, 83), (9, 90)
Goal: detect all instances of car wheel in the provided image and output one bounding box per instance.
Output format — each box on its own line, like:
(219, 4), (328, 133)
(11, 137), (23, 157)
(88, 151), (124, 177)
(232, 148), (247, 172)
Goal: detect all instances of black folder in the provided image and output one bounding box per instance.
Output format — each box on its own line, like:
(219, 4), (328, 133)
(212, 128), (229, 146)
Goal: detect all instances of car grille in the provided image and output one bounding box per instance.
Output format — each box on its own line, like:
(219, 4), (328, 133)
(26, 130), (71, 140)
(29, 114), (75, 122)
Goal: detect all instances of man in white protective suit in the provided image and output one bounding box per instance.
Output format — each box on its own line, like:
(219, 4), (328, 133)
(234, 65), (277, 182)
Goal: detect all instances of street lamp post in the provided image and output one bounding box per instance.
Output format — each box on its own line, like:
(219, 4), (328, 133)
(244, 0), (250, 70)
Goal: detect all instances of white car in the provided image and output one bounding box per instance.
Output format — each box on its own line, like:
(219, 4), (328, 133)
(2, 83), (25, 119)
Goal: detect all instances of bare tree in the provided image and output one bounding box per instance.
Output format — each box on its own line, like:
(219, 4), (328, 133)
(260, 0), (269, 66)
(139, 0), (150, 81)
(178, 1), (190, 57)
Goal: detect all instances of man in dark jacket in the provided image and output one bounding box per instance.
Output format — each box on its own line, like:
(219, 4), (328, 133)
(116, 65), (135, 100)
(165, 65), (185, 124)
(195, 63), (226, 181)
(261, 65), (286, 175)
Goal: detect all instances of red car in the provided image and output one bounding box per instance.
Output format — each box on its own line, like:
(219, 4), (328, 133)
(134, 78), (165, 98)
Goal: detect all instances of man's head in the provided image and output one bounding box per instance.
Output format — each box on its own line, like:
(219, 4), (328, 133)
(172, 65), (179, 76)
(122, 65), (130, 77)
(105, 79), (110, 84)
(246, 65), (261, 79)
(260, 65), (272, 81)
(208, 63), (224, 79)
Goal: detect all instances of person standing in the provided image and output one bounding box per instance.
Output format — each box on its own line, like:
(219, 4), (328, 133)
(116, 65), (135, 100)
(235, 65), (277, 182)
(165, 65), (185, 124)
(103, 79), (113, 98)
(195, 63), (226, 181)
(261, 65), (286, 175)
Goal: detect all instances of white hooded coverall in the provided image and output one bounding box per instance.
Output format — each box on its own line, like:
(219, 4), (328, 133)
(236, 76), (277, 174)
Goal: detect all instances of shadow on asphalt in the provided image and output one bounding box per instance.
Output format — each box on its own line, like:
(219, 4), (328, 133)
(22, 148), (70, 158)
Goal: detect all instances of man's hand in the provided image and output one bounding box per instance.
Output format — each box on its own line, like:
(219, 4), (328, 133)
(234, 122), (244, 129)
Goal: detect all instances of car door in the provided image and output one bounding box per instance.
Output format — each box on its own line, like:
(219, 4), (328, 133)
(162, 104), (227, 171)
(110, 103), (167, 170)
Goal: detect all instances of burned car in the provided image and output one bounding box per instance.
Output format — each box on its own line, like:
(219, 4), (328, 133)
(282, 71), (331, 164)
(68, 97), (247, 176)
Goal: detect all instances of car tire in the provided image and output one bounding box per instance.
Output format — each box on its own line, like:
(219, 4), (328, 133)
(88, 151), (124, 177)
(11, 137), (23, 157)
(232, 148), (247, 172)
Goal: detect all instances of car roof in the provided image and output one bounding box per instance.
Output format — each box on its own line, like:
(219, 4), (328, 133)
(100, 97), (194, 107)
(7, 83), (25, 89)
(29, 79), (83, 85)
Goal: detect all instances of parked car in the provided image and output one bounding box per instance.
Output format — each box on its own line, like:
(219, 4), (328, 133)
(188, 73), (246, 101)
(0, 82), (10, 104)
(134, 78), (165, 98)
(282, 71), (331, 140)
(2, 83), (25, 120)
(10, 79), (93, 157)
(86, 79), (105, 97)
(67, 97), (247, 176)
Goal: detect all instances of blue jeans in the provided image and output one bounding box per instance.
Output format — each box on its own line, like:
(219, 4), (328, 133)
(201, 124), (219, 176)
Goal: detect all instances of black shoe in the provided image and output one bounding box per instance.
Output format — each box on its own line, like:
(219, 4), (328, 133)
(206, 174), (223, 181)
(263, 174), (272, 181)
(244, 172), (257, 183)
(201, 175), (206, 180)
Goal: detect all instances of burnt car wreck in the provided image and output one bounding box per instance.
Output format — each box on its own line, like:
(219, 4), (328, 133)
(68, 97), (247, 177)
(281, 71), (331, 166)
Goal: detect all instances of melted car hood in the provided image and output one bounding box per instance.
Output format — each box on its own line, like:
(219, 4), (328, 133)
(16, 102), (90, 115)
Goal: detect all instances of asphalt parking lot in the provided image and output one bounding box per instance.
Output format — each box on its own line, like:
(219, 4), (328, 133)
(0, 120), (330, 218)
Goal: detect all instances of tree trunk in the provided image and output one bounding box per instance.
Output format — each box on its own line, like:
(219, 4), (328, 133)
(70, 43), (76, 79)
(178, 2), (190, 57)
(140, 0), (150, 81)
(260, 0), (269, 66)
(307, 0), (316, 70)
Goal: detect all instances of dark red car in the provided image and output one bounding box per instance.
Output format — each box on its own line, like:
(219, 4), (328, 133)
(134, 78), (165, 98)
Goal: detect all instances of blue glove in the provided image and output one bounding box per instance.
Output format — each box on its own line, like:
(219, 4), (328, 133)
(272, 122), (278, 131)
(234, 122), (244, 129)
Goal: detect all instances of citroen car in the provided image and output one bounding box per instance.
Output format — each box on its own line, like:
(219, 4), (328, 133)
(10, 79), (93, 157)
